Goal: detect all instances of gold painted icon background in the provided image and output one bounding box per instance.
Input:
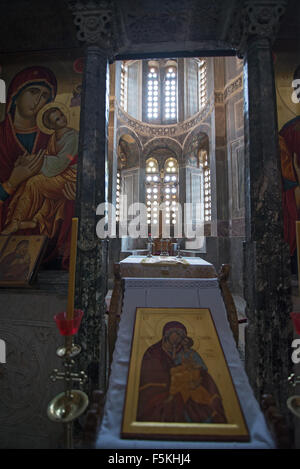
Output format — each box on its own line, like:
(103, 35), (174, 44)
(122, 307), (249, 440)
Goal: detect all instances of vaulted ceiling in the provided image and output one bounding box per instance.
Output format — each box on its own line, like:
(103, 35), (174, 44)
(0, 0), (298, 56)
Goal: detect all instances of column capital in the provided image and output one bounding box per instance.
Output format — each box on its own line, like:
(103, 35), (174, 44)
(68, 0), (116, 54)
(227, 0), (287, 57)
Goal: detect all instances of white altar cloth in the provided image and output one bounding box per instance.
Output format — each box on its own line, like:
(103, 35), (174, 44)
(96, 277), (275, 449)
(119, 255), (217, 278)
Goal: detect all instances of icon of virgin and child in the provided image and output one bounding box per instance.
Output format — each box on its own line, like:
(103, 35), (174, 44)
(137, 321), (227, 423)
(0, 66), (79, 268)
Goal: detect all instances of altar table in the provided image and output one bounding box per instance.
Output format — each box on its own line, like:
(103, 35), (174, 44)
(97, 274), (274, 449)
(119, 255), (217, 279)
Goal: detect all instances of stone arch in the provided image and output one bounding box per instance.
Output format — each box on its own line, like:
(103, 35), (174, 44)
(116, 125), (143, 152)
(116, 126), (142, 169)
(182, 123), (211, 159)
(143, 137), (183, 167)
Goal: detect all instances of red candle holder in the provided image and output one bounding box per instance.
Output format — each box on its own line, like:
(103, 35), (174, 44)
(290, 312), (300, 335)
(54, 309), (84, 336)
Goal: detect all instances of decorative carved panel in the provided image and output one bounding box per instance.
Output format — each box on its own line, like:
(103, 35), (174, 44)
(0, 292), (67, 448)
(224, 0), (287, 56)
(117, 0), (220, 45)
(117, 99), (213, 140)
(234, 98), (244, 131)
(68, 0), (115, 48)
(224, 74), (243, 101)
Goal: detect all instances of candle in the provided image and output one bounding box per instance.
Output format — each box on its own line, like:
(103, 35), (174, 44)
(297, 221), (300, 295)
(67, 217), (79, 320)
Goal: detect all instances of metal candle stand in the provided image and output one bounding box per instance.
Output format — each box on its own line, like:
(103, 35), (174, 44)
(176, 239), (182, 258)
(287, 373), (300, 419)
(287, 313), (300, 419)
(147, 235), (153, 257)
(47, 310), (89, 449)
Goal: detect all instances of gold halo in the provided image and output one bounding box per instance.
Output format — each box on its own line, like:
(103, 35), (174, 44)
(37, 101), (70, 135)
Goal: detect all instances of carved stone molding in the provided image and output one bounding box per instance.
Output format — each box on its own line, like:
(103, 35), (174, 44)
(117, 0), (220, 45)
(243, 1), (286, 39)
(214, 91), (224, 104)
(0, 307), (64, 449)
(226, 0), (287, 56)
(68, 0), (115, 50)
(224, 74), (243, 101)
(143, 137), (183, 162)
(117, 96), (213, 139)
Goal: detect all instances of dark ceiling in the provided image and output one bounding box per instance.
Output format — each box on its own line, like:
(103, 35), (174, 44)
(0, 0), (298, 56)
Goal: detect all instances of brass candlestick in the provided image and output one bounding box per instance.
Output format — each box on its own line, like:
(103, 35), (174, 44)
(47, 312), (89, 449)
(176, 240), (182, 258)
(287, 373), (300, 418)
(287, 314), (300, 419)
(147, 235), (153, 257)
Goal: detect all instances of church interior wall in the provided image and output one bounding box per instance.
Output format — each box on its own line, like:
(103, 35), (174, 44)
(111, 55), (247, 295)
(0, 0), (298, 449)
(274, 50), (300, 133)
(0, 274), (67, 448)
(273, 43), (300, 274)
(0, 47), (250, 447)
(223, 57), (245, 294)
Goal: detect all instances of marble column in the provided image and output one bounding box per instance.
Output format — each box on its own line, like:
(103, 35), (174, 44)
(108, 63), (117, 208)
(213, 57), (230, 269)
(74, 45), (109, 393)
(240, 2), (293, 414)
(107, 63), (122, 286)
(68, 0), (115, 393)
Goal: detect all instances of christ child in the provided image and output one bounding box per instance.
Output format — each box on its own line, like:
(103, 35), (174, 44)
(2, 105), (78, 236)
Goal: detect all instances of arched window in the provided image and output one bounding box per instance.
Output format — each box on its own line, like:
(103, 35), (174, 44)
(145, 155), (179, 229)
(116, 170), (121, 222)
(116, 141), (127, 223)
(116, 134), (140, 226)
(146, 157), (159, 175)
(163, 158), (179, 226)
(199, 149), (211, 221)
(164, 65), (177, 122)
(145, 60), (178, 124)
(185, 133), (210, 236)
(146, 64), (160, 122)
(145, 158), (160, 226)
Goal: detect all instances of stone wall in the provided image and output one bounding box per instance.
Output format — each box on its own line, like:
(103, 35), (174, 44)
(225, 56), (245, 294)
(199, 57), (245, 294)
(0, 272), (68, 449)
